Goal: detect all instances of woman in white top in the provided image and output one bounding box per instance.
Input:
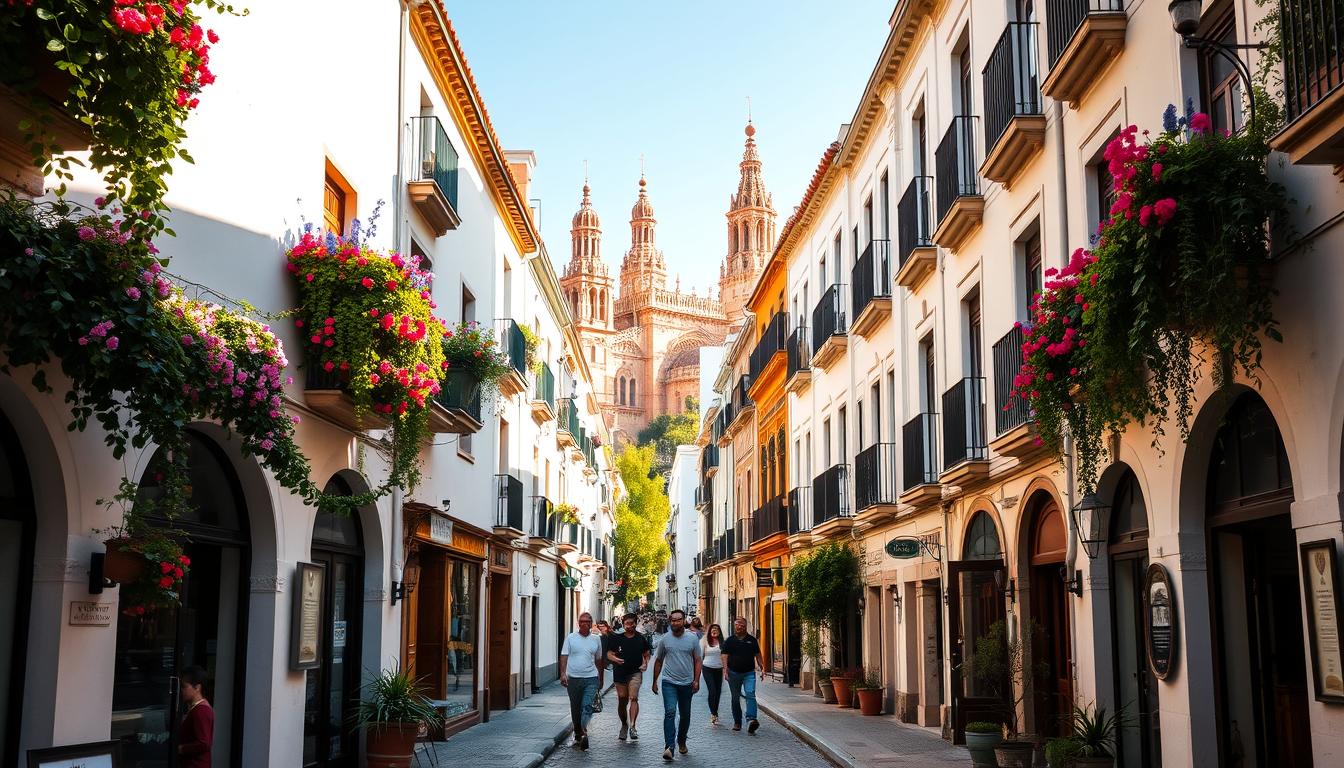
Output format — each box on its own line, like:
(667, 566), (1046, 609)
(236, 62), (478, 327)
(700, 623), (726, 724)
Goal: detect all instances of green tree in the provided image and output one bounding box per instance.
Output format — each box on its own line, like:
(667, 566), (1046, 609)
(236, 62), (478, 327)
(611, 444), (671, 599)
(636, 395), (700, 473)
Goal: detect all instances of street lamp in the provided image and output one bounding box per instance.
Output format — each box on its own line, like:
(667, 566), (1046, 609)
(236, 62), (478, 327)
(1168, 0), (1268, 126)
(1071, 492), (1113, 560)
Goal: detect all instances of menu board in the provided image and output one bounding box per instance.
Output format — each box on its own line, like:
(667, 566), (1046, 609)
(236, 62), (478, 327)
(1144, 563), (1176, 680)
(290, 561), (326, 670)
(1301, 540), (1344, 703)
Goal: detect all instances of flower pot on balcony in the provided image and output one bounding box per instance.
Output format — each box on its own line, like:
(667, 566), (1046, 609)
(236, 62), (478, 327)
(441, 368), (482, 407)
(364, 722), (420, 768)
(855, 687), (883, 715)
(819, 680), (837, 704)
(829, 675), (855, 708)
(102, 539), (145, 584)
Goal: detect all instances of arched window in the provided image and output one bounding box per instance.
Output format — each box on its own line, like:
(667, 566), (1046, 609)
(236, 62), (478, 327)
(619, 377), (626, 405)
(963, 510), (1002, 560)
(731, 224), (738, 253)
(629, 378), (636, 406)
(598, 289), (607, 321)
(1210, 392), (1292, 504)
(1110, 468), (1148, 545)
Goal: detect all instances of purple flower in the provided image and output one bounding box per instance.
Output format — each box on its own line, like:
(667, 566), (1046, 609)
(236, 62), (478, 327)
(77, 226), (96, 241)
(105, 336), (119, 350)
(126, 286), (142, 300)
(181, 334), (193, 346)
(1162, 104), (1178, 133)
(259, 439), (274, 451)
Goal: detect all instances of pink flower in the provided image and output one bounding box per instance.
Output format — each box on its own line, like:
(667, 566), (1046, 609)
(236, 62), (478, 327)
(105, 336), (119, 350)
(305, 273), (315, 282)
(181, 334), (193, 346)
(1151, 163), (1163, 181)
(78, 226), (97, 241)
(126, 286), (142, 300)
(361, 277), (374, 289)
(260, 439), (274, 451)
(1138, 205), (1153, 227)
(1153, 197), (1178, 226)
(1189, 112), (1212, 133)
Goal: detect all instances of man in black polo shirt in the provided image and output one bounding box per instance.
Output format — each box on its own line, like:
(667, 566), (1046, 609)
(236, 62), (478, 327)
(604, 612), (652, 741)
(720, 617), (765, 733)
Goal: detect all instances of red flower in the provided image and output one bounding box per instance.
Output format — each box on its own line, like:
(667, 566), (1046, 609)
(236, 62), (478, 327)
(1189, 112), (1212, 134)
(179, 555), (191, 566)
(361, 277), (374, 289)
(161, 561), (174, 574)
(174, 567), (184, 579)
(159, 576), (174, 589)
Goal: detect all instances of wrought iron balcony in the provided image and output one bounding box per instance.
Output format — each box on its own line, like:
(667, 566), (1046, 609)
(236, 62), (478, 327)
(695, 482), (713, 512)
(433, 369), (484, 434)
(933, 115), (984, 252)
(902, 413), (939, 494)
(728, 374), (753, 430)
(812, 464), (852, 526)
(304, 367), (390, 432)
(788, 486), (813, 534)
(749, 311), (789, 389)
(531, 361), (556, 422)
(495, 318), (528, 397)
(1042, 0), (1127, 106)
(557, 397), (579, 447)
(942, 377), (989, 479)
(895, 175), (936, 289)
(810, 283), (848, 370)
(752, 494), (788, 541)
(735, 517), (751, 553)
(1272, 1), (1344, 164)
(992, 327), (1032, 436)
(407, 115), (461, 235)
(855, 443), (899, 513)
(701, 442), (720, 477)
(785, 324), (812, 392)
(850, 239), (892, 338)
(495, 473), (525, 532)
(982, 22), (1046, 187)
(530, 496), (555, 542)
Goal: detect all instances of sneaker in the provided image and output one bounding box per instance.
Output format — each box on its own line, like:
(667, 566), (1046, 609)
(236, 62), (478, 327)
(629, 726), (639, 741)
(619, 725), (628, 741)
(678, 741), (688, 755)
(748, 719), (760, 734)
(662, 747), (674, 761)
(709, 714), (719, 725)
(579, 733), (589, 750)
(732, 722), (742, 731)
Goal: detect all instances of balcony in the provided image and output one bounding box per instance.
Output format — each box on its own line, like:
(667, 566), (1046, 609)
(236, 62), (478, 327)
(785, 324), (812, 394)
(494, 473), (525, 534)
(714, 401), (734, 447)
(752, 494), (788, 543)
(0, 65), (91, 196)
(407, 115), (462, 236)
(810, 283), (848, 370)
(895, 176), (937, 290)
(556, 520), (579, 554)
(531, 362), (556, 423)
(735, 517), (751, 556)
(932, 116), (984, 252)
(528, 496), (555, 552)
(850, 239), (892, 338)
(981, 22), (1046, 188)
(701, 442), (720, 478)
(304, 367), (390, 432)
(557, 397), (579, 448)
(495, 319), (529, 397)
(748, 311), (789, 399)
(695, 482), (713, 512)
(812, 464), (853, 535)
(430, 369), (484, 434)
(1041, 0), (1127, 107)
(1270, 2), (1344, 164)
(787, 486), (814, 547)
(855, 443), (899, 516)
(726, 375), (754, 437)
(572, 426), (588, 464)
(901, 413), (941, 505)
(989, 327), (1041, 457)
(941, 377), (989, 485)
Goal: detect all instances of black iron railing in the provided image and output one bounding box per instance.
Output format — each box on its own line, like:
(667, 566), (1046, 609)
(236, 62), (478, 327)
(410, 115), (460, 211)
(715, 400), (733, 438)
(530, 496), (554, 540)
(1046, 0), (1125, 67)
(811, 283), (847, 356)
(851, 239), (892, 318)
(897, 176), (934, 269)
(701, 443), (719, 474)
(786, 324), (811, 381)
(983, 22), (1042, 154)
(943, 377), (988, 469)
(902, 413), (939, 491)
(695, 483), (713, 511)
(935, 115), (981, 225)
(813, 464), (851, 524)
(750, 312), (789, 382)
(534, 362), (555, 410)
(788, 486), (813, 533)
(731, 374), (752, 417)
(1280, 0), (1344, 122)
(735, 517), (750, 552)
(993, 327), (1031, 435)
(855, 443), (899, 511)
(558, 396), (580, 437)
(496, 319), (527, 376)
(437, 370), (482, 423)
(495, 473), (524, 530)
(752, 495), (788, 540)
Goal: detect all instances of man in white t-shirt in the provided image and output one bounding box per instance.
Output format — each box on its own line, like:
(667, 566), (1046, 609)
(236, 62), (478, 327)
(560, 612), (605, 750)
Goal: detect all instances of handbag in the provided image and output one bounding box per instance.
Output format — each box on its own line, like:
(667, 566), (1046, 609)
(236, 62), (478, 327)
(590, 690), (603, 713)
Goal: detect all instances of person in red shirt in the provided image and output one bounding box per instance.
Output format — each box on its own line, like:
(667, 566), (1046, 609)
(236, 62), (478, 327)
(177, 665), (214, 768)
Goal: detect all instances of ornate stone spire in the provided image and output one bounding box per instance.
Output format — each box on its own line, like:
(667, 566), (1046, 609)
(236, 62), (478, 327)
(720, 121), (777, 325)
(567, 181), (605, 277)
(561, 179), (613, 329)
(621, 172), (666, 294)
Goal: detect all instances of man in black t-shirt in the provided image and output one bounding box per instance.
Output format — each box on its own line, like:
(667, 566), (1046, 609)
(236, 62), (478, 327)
(605, 612), (652, 741)
(720, 617), (765, 732)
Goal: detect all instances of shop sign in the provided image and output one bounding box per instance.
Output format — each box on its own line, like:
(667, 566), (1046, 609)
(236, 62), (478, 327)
(885, 537), (921, 559)
(290, 561), (325, 671)
(1143, 563), (1176, 680)
(755, 567), (773, 588)
(27, 741), (121, 767)
(1300, 539), (1344, 702)
(68, 601), (112, 626)
(429, 513), (454, 545)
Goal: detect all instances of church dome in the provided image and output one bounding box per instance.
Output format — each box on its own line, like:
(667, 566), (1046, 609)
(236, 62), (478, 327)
(631, 177), (655, 220)
(572, 183), (601, 229)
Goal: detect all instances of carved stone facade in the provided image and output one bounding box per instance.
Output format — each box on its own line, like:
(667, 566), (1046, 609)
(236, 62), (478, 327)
(562, 124), (777, 443)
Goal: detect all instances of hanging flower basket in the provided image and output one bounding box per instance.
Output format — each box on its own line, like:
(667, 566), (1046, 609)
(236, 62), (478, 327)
(104, 532), (190, 616)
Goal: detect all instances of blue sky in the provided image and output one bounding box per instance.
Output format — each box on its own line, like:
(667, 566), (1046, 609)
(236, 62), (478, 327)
(448, 1), (894, 294)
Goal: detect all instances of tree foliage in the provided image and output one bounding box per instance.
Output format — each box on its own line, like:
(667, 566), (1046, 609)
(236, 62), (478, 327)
(636, 395), (699, 473)
(611, 444), (670, 599)
(787, 541), (859, 631)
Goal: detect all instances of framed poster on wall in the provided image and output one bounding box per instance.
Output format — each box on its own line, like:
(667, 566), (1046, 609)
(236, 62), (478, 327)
(291, 561), (326, 670)
(1143, 563), (1177, 680)
(27, 741), (121, 768)
(1300, 539), (1344, 703)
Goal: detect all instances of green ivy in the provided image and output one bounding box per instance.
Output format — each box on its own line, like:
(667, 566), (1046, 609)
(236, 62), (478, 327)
(786, 541), (859, 631)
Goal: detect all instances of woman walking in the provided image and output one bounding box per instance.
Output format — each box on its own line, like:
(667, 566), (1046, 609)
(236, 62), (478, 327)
(700, 623), (726, 725)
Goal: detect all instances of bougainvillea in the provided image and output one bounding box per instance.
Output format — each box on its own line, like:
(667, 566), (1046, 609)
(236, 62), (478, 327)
(0, 0), (241, 235)
(286, 227), (447, 492)
(442, 320), (512, 407)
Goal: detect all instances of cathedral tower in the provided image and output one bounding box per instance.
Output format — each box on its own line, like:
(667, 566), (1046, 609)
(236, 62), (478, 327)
(719, 121), (776, 326)
(619, 175), (667, 300)
(561, 182), (614, 333)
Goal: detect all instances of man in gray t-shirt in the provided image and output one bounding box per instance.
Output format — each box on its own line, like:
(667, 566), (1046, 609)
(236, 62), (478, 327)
(651, 609), (702, 760)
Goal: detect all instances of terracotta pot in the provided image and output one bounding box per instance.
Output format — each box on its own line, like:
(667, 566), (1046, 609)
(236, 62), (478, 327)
(829, 676), (855, 707)
(855, 688), (883, 715)
(819, 680), (836, 704)
(964, 731), (1003, 767)
(102, 540), (145, 584)
(365, 722), (421, 768)
(994, 741), (1035, 768)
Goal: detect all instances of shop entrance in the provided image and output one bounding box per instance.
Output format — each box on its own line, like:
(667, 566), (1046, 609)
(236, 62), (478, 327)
(949, 510), (1006, 744)
(111, 432), (251, 768)
(0, 414), (33, 768)
(1108, 468), (1160, 767)
(1206, 392), (1310, 766)
(488, 567), (512, 711)
(1029, 497), (1072, 737)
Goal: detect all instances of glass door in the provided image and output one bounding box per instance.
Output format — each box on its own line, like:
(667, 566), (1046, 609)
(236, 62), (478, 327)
(304, 554), (360, 768)
(948, 558), (1006, 743)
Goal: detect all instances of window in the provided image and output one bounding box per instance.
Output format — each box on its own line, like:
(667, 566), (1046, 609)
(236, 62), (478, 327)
(410, 240), (432, 278)
(832, 232), (842, 281)
(805, 431), (812, 480)
(879, 172), (890, 239)
(461, 284), (476, 325)
(912, 101), (928, 176)
(323, 160), (355, 236)
(871, 382), (882, 443)
(920, 335), (936, 413)
(1201, 11), (1244, 134)
(965, 290), (983, 379)
(837, 405), (848, 466)
(1022, 232), (1043, 321)
(856, 399), (865, 449)
(629, 378), (637, 407)
(822, 419), (832, 467)
(956, 40), (974, 117)
(1094, 160), (1117, 234)
(619, 377), (626, 405)
(885, 370), (896, 439)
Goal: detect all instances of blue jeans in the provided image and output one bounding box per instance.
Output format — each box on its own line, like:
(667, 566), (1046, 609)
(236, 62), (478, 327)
(567, 676), (599, 734)
(660, 681), (693, 748)
(726, 670), (757, 724)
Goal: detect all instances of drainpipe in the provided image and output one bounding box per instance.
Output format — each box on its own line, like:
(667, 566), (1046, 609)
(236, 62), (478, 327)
(390, 0), (409, 601)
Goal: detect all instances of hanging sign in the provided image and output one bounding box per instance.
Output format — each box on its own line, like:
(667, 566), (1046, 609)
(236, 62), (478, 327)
(1143, 563), (1177, 680)
(755, 567), (774, 588)
(1300, 539), (1344, 702)
(885, 537), (922, 559)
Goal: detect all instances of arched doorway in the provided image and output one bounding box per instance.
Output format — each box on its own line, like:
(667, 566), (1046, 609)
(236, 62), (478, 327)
(1107, 467), (1160, 767)
(111, 431), (251, 767)
(949, 509), (1007, 743)
(1205, 392), (1311, 765)
(303, 475), (364, 768)
(0, 413), (34, 768)
(1028, 495), (1071, 737)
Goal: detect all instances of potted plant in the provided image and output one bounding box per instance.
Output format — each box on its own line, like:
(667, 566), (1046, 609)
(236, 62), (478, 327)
(853, 670), (884, 715)
(1045, 736), (1082, 768)
(554, 502), (580, 526)
(965, 619), (1049, 768)
(817, 667), (837, 704)
(786, 542), (860, 701)
(1070, 703), (1122, 767)
(830, 666), (858, 708)
(443, 320), (513, 409)
(355, 668), (444, 768)
(965, 721), (1004, 768)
